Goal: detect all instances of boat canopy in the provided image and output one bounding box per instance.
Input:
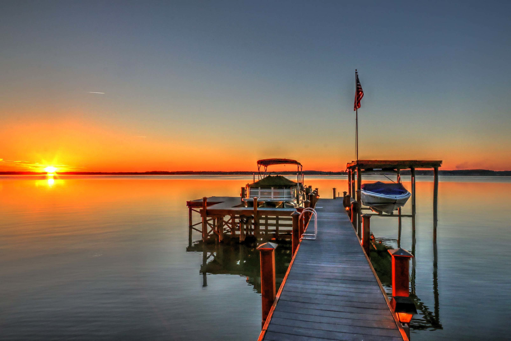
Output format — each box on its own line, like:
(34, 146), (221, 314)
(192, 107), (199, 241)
(256, 158), (304, 184)
(257, 159), (302, 167)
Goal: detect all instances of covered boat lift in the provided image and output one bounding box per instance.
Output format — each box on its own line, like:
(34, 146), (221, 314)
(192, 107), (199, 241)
(345, 160), (442, 242)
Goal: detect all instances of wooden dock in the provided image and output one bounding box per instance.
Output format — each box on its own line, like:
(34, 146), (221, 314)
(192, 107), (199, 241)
(259, 198), (407, 341)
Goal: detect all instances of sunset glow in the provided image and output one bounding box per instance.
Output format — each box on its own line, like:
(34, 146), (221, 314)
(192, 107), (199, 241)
(45, 166), (57, 174)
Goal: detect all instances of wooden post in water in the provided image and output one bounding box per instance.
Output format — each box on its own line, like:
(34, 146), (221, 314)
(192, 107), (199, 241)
(362, 214), (371, 254)
(411, 167), (416, 216)
(291, 211), (300, 256)
(397, 207), (402, 248)
(433, 167), (439, 242)
(201, 197), (208, 242)
(388, 248), (413, 297)
(333, 188), (336, 199)
(217, 216), (224, 243)
(239, 216), (246, 242)
(188, 206), (193, 247)
(257, 242), (278, 325)
(397, 169), (401, 183)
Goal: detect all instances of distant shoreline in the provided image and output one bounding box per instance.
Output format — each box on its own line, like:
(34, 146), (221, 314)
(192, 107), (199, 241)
(1, 170), (510, 176)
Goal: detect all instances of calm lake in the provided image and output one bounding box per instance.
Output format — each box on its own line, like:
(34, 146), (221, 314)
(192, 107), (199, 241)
(0, 175), (510, 340)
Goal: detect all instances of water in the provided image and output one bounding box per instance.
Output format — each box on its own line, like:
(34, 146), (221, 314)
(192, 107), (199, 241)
(0, 175), (510, 340)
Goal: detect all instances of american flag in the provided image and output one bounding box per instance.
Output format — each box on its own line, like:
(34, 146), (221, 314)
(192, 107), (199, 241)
(354, 71), (364, 111)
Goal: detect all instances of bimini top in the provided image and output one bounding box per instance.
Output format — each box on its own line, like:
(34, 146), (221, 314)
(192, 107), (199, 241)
(257, 159), (302, 167)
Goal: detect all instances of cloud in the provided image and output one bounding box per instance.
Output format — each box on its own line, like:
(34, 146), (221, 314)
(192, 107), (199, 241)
(88, 91), (105, 95)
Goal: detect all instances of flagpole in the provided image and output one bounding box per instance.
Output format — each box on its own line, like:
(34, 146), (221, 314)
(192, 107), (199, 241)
(356, 107), (358, 162)
(355, 69), (359, 162)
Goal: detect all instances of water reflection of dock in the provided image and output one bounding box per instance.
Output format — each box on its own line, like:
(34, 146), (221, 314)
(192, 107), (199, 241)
(186, 242), (292, 291)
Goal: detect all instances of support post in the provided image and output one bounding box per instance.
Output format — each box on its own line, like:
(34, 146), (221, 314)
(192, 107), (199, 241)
(433, 167), (439, 242)
(389, 248), (417, 335)
(388, 248), (413, 297)
(253, 197), (259, 239)
(411, 167), (416, 215)
(398, 207), (402, 248)
(397, 169), (401, 183)
(217, 216), (224, 243)
(188, 206), (193, 247)
(257, 242), (278, 325)
(343, 193), (350, 208)
(333, 188), (336, 199)
(350, 200), (358, 231)
(201, 197), (208, 242)
(356, 189), (362, 238)
(240, 216), (246, 242)
(291, 211), (300, 256)
(351, 170), (356, 199)
(348, 169), (352, 198)
(362, 214), (371, 254)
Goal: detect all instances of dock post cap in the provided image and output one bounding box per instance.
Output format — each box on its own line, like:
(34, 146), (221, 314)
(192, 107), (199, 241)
(257, 242), (278, 251)
(388, 248), (413, 258)
(362, 214), (372, 218)
(291, 211), (300, 217)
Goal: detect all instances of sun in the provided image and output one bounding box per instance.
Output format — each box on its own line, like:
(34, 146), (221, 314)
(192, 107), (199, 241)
(45, 166), (57, 174)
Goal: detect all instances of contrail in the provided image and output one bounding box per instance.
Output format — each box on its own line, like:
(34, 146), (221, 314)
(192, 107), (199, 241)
(88, 91), (105, 95)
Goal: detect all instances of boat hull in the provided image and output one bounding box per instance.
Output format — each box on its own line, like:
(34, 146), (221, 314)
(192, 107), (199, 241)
(361, 190), (411, 214)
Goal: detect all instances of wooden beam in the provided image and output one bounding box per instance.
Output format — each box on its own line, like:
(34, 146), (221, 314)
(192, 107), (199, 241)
(347, 160), (442, 170)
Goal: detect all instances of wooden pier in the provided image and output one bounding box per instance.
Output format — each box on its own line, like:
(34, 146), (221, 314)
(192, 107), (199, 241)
(259, 198), (408, 341)
(186, 189), (319, 244)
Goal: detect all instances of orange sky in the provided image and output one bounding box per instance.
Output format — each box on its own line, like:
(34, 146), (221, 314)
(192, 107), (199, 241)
(1, 114), (509, 172)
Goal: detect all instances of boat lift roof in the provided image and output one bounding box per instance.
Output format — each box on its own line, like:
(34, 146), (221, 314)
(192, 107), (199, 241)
(346, 160), (442, 171)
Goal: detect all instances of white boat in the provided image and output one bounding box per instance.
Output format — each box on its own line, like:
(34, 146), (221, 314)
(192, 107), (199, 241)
(242, 159), (307, 208)
(361, 182), (411, 214)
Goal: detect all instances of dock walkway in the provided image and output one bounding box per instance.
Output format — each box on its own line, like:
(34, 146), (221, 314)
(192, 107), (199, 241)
(260, 199), (405, 341)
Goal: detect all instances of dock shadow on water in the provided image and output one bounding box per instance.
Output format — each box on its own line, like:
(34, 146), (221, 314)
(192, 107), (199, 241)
(186, 238), (292, 293)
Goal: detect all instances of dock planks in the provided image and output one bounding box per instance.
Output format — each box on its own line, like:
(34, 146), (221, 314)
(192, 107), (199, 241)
(260, 199), (405, 341)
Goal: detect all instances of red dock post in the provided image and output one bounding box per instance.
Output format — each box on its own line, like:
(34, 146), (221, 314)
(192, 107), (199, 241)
(257, 242), (278, 324)
(291, 211), (300, 256)
(350, 200), (358, 231)
(361, 214), (371, 254)
(388, 248), (413, 297)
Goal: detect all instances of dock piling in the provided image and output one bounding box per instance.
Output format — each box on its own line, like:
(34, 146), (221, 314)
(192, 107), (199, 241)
(201, 197), (208, 242)
(361, 214), (371, 254)
(257, 242), (277, 325)
(350, 200), (358, 231)
(389, 248), (414, 297)
(291, 211), (300, 256)
(332, 188), (336, 199)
